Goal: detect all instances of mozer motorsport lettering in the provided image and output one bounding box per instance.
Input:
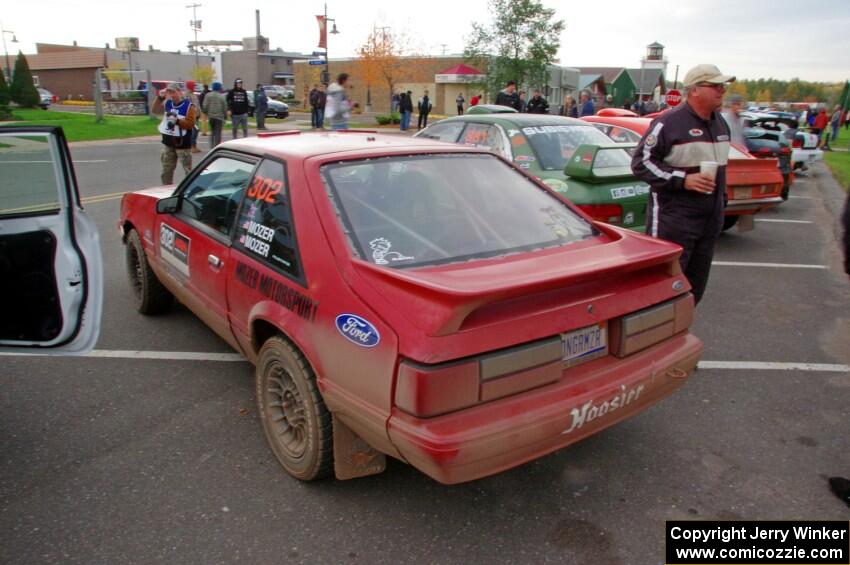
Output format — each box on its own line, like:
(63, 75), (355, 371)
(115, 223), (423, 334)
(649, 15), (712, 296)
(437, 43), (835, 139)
(234, 261), (317, 321)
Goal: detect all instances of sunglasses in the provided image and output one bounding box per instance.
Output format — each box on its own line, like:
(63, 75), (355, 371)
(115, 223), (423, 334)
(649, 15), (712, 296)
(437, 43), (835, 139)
(696, 82), (727, 91)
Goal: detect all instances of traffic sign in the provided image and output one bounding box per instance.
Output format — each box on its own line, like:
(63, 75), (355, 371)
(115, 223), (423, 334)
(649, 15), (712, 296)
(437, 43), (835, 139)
(666, 89), (682, 107)
(308, 60), (326, 66)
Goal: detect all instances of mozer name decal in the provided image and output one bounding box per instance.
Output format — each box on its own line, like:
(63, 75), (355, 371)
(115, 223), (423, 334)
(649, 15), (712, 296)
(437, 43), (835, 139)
(160, 224), (190, 277)
(562, 383), (645, 434)
(335, 314), (380, 348)
(234, 261), (318, 321)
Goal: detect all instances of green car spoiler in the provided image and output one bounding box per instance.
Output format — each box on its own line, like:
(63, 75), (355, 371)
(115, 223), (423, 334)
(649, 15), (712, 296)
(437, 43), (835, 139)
(564, 143), (638, 183)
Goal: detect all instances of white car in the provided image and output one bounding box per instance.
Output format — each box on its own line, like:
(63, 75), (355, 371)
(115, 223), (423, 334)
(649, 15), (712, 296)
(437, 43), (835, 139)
(740, 112), (823, 170)
(0, 126), (103, 355)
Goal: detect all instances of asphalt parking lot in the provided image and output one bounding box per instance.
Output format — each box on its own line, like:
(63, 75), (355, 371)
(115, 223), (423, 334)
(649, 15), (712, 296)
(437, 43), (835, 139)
(2, 138), (849, 565)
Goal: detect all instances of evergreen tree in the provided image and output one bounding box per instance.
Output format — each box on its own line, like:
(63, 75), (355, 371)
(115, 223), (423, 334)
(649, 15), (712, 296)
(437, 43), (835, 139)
(10, 51), (40, 108)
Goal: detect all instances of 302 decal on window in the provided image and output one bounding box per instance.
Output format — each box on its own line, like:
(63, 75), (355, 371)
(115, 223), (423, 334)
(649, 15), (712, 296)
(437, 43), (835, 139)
(247, 175), (284, 204)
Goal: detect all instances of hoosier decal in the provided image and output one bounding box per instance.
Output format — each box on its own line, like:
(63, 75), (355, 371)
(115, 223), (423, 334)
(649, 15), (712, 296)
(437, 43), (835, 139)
(159, 224), (190, 277)
(562, 383), (645, 434)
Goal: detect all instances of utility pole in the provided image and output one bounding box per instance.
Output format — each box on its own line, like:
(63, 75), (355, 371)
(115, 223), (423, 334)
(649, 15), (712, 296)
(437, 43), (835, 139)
(186, 4), (202, 68)
(323, 3), (339, 87)
(1, 23), (17, 83)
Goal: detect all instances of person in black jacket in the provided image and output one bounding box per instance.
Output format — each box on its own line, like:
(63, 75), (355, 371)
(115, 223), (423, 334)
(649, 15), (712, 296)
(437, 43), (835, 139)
(399, 91), (414, 131)
(842, 191), (850, 277)
(630, 64), (735, 304)
(417, 89), (433, 129)
(495, 81), (521, 111)
(226, 78), (250, 139)
(526, 89), (550, 114)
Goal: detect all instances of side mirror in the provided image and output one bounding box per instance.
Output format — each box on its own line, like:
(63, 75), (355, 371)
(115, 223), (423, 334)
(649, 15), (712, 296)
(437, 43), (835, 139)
(156, 196), (180, 214)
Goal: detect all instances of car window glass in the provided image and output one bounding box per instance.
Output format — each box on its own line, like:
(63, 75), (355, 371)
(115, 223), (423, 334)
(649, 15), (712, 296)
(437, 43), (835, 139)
(181, 156), (254, 234)
(417, 121), (464, 143)
(323, 154), (595, 269)
(0, 133), (62, 217)
(233, 159), (303, 281)
(522, 124), (622, 170)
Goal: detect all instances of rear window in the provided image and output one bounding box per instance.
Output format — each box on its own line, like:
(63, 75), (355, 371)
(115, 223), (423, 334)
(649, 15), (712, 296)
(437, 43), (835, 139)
(322, 154), (595, 268)
(521, 124), (630, 171)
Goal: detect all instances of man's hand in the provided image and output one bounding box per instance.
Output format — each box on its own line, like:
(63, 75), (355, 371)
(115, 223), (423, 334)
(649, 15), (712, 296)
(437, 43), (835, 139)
(684, 173), (716, 194)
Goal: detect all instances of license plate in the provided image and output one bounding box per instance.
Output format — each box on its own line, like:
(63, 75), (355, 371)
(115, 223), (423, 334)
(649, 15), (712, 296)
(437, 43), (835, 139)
(562, 323), (607, 368)
(733, 187), (752, 200)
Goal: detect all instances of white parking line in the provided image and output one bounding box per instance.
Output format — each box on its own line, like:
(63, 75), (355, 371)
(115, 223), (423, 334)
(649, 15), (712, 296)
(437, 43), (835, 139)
(2, 351), (848, 372)
(712, 261), (827, 269)
(789, 195), (814, 199)
(698, 361), (849, 372)
(754, 219), (813, 224)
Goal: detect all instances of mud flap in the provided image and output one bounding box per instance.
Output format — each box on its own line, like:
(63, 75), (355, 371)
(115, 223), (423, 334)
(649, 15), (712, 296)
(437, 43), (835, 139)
(332, 415), (386, 480)
(737, 215), (755, 233)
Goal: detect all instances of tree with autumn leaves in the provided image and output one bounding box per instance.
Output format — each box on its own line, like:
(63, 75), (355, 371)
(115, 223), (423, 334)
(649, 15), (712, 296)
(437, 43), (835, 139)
(356, 28), (404, 111)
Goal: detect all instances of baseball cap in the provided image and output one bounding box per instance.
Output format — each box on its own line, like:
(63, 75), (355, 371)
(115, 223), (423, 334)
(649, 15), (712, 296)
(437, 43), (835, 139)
(683, 64), (735, 87)
(165, 82), (182, 91)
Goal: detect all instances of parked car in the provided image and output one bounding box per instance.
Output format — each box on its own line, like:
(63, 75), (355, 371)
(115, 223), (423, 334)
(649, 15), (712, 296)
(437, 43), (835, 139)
(262, 85), (294, 100)
(36, 88), (54, 109)
(246, 90), (289, 119)
(118, 130), (702, 484)
(582, 114), (785, 229)
(740, 112), (822, 172)
(416, 113), (652, 231)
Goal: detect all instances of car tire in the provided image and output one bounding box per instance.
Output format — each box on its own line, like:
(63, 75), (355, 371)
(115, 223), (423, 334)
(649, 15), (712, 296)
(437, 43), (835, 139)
(722, 216), (739, 232)
(125, 229), (173, 314)
(256, 335), (333, 481)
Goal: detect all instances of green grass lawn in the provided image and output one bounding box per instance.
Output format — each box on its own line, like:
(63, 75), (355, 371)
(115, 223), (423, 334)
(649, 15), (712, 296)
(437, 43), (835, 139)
(823, 125), (850, 192)
(0, 108), (160, 142)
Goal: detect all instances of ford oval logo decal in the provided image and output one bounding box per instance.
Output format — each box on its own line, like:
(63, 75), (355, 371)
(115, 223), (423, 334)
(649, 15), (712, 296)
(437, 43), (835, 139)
(672, 280), (685, 291)
(335, 314), (381, 348)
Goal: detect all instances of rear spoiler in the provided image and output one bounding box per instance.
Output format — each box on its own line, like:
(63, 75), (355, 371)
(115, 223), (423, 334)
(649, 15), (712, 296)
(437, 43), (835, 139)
(564, 143), (637, 183)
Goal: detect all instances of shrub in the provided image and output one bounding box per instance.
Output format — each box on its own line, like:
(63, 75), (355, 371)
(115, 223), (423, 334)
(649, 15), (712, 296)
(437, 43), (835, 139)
(375, 112), (401, 125)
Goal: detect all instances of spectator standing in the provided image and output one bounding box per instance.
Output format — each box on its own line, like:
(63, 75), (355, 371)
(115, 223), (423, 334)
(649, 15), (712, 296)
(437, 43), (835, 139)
(526, 89), (550, 114)
(417, 89), (433, 130)
(630, 63), (735, 304)
(456, 92), (465, 115)
(184, 81), (202, 153)
(843, 191), (850, 277)
(391, 91), (400, 113)
(313, 85), (326, 129)
(151, 82), (197, 184)
(226, 78), (250, 139)
(845, 108), (850, 131)
(559, 95), (577, 117)
(722, 93), (746, 146)
(198, 84), (210, 137)
(202, 82), (227, 148)
(830, 104), (842, 146)
(325, 73), (352, 131)
(579, 90), (595, 117)
(813, 107), (829, 148)
(309, 84), (321, 128)
(399, 90), (414, 131)
(254, 84), (268, 130)
(495, 81), (521, 111)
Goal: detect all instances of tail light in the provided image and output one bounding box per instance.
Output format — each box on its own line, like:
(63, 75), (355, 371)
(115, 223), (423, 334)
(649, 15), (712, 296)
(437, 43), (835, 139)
(577, 204), (623, 224)
(609, 294), (694, 358)
(779, 146), (792, 155)
(792, 138), (803, 148)
(396, 337), (563, 417)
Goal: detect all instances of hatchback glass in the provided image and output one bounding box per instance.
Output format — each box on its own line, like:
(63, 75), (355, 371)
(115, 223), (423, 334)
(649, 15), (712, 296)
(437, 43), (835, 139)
(322, 154), (595, 268)
(521, 124), (630, 171)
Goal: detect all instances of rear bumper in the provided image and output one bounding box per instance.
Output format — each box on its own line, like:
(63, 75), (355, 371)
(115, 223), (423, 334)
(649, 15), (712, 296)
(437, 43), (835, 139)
(387, 332), (702, 484)
(725, 196), (784, 214)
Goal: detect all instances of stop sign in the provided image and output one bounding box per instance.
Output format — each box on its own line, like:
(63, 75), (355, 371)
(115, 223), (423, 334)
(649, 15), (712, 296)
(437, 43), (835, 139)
(666, 89), (682, 107)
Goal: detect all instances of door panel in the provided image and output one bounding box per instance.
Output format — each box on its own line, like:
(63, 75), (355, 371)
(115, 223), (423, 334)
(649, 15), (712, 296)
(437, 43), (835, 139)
(0, 127), (103, 354)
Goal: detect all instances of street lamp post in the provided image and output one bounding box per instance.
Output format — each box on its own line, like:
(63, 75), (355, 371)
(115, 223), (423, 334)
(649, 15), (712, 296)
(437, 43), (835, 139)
(1, 23), (18, 83)
(323, 3), (339, 87)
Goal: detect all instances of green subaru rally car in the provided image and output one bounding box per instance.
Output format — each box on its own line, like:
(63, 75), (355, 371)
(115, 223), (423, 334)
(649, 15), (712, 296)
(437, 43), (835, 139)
(415, 113), (649, 231)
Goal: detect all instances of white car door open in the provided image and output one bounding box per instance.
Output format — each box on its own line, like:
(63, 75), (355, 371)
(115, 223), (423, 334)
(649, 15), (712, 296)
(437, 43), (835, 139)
(0, 127), (102, 354)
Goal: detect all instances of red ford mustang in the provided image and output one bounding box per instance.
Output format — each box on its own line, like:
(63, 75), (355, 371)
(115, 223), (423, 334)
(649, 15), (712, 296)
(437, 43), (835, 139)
(119, 131), (702, 484)
(583, 114), (785, 231)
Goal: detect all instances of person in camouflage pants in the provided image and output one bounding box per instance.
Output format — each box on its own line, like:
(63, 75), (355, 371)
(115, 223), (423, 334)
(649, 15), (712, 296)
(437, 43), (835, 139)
(151, 83), (197, 184)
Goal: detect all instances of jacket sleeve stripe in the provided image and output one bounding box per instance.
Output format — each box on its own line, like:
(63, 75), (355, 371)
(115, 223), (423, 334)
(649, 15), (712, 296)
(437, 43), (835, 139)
(642, 122), (686, 181)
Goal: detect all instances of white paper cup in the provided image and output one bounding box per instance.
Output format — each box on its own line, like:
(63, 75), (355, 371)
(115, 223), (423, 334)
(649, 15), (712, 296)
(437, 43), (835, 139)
(700, 161), (718, 181)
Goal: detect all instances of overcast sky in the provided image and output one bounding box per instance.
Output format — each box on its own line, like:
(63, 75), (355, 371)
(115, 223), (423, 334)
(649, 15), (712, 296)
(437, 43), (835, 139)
(3, 0), (848, 82)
